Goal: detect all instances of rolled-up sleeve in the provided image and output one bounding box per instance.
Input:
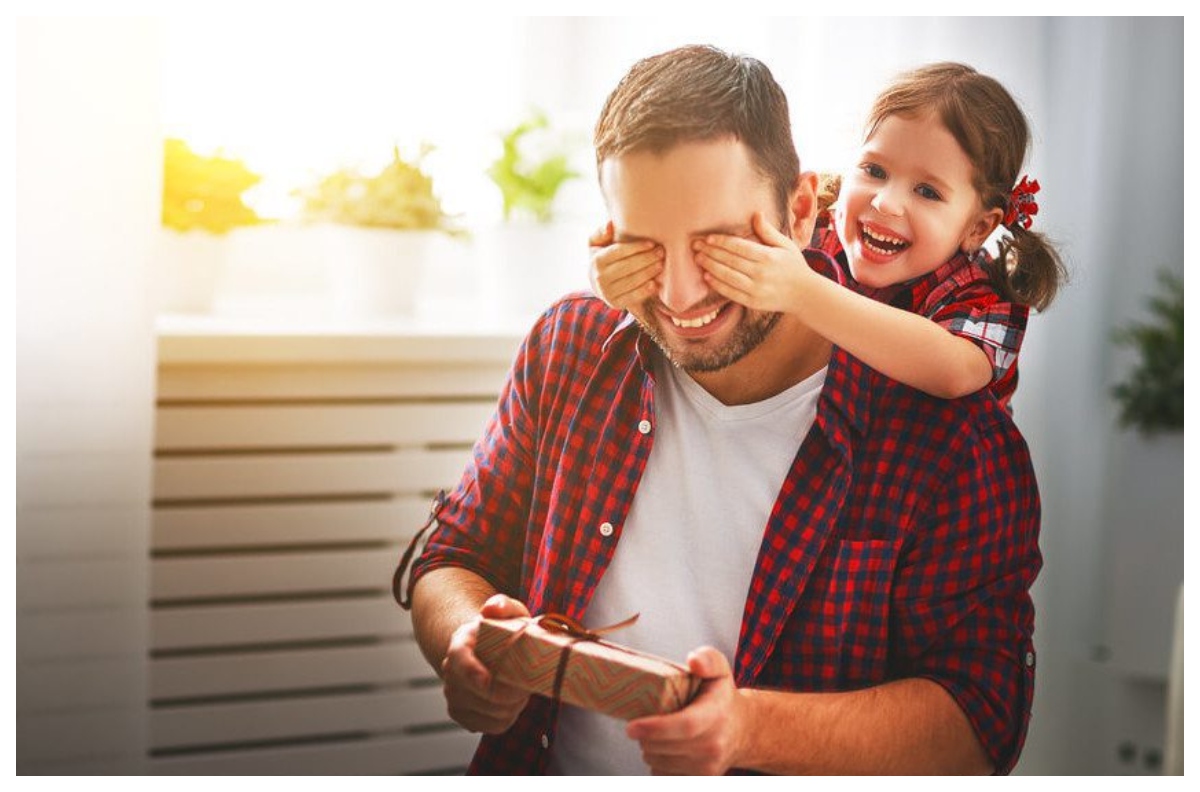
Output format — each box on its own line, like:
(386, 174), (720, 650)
(409, 313), (548, 597)
(892, 409), (1042, 774)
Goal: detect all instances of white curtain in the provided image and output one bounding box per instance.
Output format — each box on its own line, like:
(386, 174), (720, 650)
(16, 18), (161, 773)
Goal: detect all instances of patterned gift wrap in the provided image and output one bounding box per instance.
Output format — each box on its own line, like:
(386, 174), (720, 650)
(475, 616), (701, 720)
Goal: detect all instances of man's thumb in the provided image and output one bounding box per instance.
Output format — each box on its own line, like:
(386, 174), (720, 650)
(480, 594), (531, 619)
(687, 646), (733, 681)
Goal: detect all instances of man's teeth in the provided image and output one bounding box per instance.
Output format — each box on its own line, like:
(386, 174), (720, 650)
(671, 308), (721, 328)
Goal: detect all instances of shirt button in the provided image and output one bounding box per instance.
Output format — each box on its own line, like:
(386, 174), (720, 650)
(540, 733), (550, 749)
(599, 522), (614, 537)
(638, 419), (652, 434)
(1025, 651), (1036, 667)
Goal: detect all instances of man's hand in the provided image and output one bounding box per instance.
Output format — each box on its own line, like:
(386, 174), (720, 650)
(626, 647), (749, 775)
(588, 221), (663, 310)
(694, 211), (817, 313)
(440, 594), (533, 734)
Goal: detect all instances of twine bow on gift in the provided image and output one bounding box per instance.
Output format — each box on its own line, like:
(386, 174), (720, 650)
(506, 612), (641, 705)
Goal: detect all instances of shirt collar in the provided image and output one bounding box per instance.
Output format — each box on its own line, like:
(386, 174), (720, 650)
(602, 310), (661, 378)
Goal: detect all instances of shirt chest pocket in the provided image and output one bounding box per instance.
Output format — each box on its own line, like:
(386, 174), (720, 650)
(810, 537), (902, 684)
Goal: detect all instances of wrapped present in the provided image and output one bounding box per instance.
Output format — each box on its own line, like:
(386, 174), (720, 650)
(475, 614), (701, 720)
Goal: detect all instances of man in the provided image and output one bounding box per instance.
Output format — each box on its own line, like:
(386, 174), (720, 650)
(400, 45), (1041, 775)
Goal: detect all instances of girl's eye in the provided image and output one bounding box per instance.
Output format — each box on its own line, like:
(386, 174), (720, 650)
(861, 162), (886, 180)
(915, 184), (943, 201)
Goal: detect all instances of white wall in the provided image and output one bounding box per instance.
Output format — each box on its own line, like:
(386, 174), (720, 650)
(16, 18), (161, 774)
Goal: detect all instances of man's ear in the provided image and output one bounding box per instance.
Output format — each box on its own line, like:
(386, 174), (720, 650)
(789, 171), (820, 244)
(963, 206), (1004, 252)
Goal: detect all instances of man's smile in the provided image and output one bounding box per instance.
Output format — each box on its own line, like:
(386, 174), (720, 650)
(656, 301), (737, 340)
(669, 306), (722, 328)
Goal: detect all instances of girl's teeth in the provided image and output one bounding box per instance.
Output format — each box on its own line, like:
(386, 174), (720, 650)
(671, 308), (720, 328)
(862, 226), (909, 254)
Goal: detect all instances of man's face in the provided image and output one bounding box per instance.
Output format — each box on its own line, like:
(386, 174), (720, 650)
(600, 139), (787, 373)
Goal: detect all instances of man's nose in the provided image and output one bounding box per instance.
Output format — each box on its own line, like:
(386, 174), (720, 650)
(870, 183), (904, 216)
(658, 244), (709, 313)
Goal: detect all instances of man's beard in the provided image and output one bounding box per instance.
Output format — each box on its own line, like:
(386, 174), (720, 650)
(635, 303), (783, 373)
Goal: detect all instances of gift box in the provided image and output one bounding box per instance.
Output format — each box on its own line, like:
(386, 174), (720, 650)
(475, 615), (701, 720)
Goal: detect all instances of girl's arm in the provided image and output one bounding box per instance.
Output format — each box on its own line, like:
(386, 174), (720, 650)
(696, 213), (992, 399)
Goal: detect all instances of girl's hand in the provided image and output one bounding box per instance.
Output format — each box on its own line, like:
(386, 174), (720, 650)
(588, 221), (664, 310)
(694, 212), (816, 313)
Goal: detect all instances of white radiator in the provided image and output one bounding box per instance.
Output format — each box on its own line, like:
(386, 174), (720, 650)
(149, 353), (511, 774)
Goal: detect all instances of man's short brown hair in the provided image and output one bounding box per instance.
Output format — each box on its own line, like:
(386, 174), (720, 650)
(594, 44), (800, 220)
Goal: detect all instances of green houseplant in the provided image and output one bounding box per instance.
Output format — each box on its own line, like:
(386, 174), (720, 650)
(1100, 269), (1184, 680)
(296, 145), (462, 316)
(487, 110), (579, 223)
(297, 144), (461, 235)
(481, 110), (588, 318)
(1111, 270), (1183, 434)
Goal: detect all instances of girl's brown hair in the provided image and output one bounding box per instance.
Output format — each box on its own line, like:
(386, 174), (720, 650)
(839, 62), (1066, 311)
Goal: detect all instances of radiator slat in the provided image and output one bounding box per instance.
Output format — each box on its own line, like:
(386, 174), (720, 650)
(153, 498), (431, 551)
(151, 640), (429, 701)
(151, 548), (400, 601)
(153, 449), (471, 501)
(152, 596), (408, 651)
(150, 687), (449, 750)
(148, 729), (480, 775)
(156, 402), (495, 450)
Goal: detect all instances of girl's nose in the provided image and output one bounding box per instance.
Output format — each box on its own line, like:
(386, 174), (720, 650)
(870, 184), (904, 216)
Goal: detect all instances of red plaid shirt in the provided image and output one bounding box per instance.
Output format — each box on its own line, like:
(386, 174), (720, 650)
(811, 225), (1029, 409)
(410, 253), (1041, 775)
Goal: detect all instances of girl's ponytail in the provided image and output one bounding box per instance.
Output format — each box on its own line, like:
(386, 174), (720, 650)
(995, 225), (1067, 312)
(989, 177), (1067, 312)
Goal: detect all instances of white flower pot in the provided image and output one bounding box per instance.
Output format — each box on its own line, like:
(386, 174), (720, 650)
(475, 221), (592, 319)
(155, 229), (230, 314)
(320, 226), (437, 317)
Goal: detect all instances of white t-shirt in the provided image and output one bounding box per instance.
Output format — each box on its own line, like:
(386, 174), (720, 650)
(548, 354), (827, 775)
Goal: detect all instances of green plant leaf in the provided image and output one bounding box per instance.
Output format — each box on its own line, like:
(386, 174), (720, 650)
(1111, 269), (1184, 434)
(296, 144), (463, 235)
(487, 109), (579, 223)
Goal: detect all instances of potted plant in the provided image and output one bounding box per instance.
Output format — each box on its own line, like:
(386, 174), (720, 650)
(482, 110), (587, 318)
(159, 138), (266, 312)
(487, 109), (579, 224)
(1100, 268), (1184, 679)
(297, 144), (463, 316)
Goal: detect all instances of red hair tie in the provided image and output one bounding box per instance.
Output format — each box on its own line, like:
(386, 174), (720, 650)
(1004, 175), (1041, 230)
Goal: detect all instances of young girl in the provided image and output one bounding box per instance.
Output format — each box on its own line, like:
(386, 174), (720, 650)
(588, 62), (1065, 408)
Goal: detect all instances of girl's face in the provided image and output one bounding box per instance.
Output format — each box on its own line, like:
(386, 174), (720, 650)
(834, 111), (1002, 289)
